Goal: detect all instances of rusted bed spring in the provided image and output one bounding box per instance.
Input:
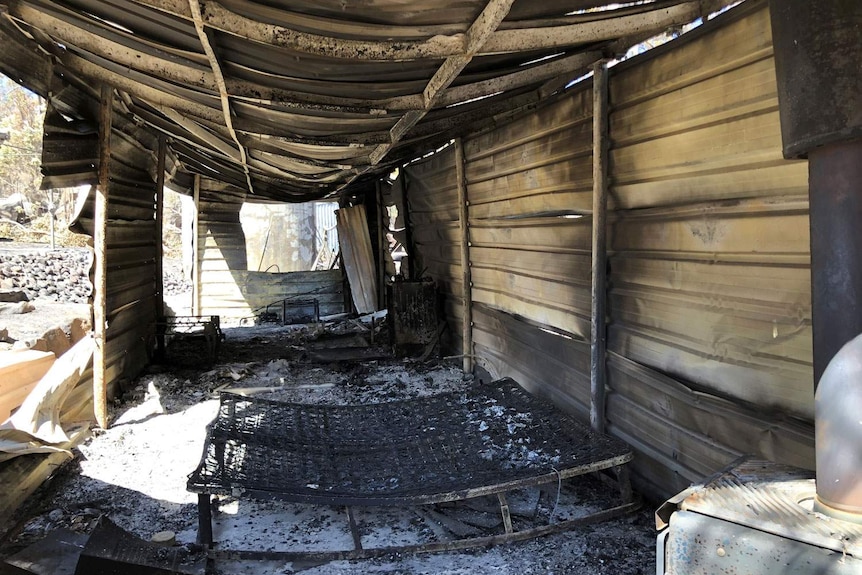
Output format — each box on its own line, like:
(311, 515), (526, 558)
(187, 377), (636, 554)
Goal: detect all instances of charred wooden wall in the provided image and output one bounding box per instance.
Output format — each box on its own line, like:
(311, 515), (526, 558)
(405, 1), (813, 498)
(39, 80), (160, 418)
(99, 122), (159, 391)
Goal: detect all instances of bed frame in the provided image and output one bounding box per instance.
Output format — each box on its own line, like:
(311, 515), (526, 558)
(187, 378), (637, 559)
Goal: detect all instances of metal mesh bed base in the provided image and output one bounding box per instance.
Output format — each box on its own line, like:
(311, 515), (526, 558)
(187, 377), (636, 554)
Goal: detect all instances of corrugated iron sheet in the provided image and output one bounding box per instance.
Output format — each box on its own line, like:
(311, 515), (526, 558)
(1, 0), (732, 201)
(196, 181), (344, 319)
(196, 180), (246, 317)
(58, 84), (160, 414)
(336, 204), (378, 314)
(461, 91), (594, 339)
(464, 88), (593, 219)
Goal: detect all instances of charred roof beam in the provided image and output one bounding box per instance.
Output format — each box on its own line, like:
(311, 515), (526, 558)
(435, 50), (600, 108)
(130, 0), (724, 60)
(187, 0), (255, 195)
(366, 0), (517, 168)
(482, 0), (730, 53)
(150, 0), (467, 61)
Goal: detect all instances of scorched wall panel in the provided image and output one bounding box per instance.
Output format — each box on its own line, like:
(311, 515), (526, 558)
(405, 1), (814, 499)
(607, 2), (811, 421)
(465, 89), (594, 341)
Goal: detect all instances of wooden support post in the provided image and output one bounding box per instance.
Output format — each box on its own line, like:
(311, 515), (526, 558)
(155, 136), (166, 360)
(346, 506), (363, 550)
(614, 464), (634, 504)
(48, 188), (55, 250)
(497, 492), (514, 534)
(93, 84), (113, 430)
(455, 138), (474, 374)
(192, 174), (201, 316)
(375, 180), (387, 310)
(155, 135), (166, 318)
(590, 61), (610, 435)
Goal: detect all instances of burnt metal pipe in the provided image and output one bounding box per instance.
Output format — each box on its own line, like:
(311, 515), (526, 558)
(770, 0), (862, 385)
(809, 140), (862, 386)
(590, 60), (610, 434)
(810, 138), (862, 522)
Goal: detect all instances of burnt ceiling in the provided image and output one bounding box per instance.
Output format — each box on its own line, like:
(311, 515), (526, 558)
(0, 0), (726, 202)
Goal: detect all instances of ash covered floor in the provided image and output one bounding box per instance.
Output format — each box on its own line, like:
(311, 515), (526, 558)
(0, 322), (656, 574)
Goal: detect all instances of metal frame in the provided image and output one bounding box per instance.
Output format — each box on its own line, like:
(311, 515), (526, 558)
(189, 379), (637, 554)
(210, 498), (638, 562)
(154, 315), (224, 365)
(590, 60), (610, 434)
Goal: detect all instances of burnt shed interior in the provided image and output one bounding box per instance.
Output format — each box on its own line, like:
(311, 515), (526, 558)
(0, 0), (861, 571)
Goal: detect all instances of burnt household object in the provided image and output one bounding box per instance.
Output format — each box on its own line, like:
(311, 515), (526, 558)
(813, 333), (862, 523)
(305, 331), (387, 362)
(656, 458), (862, 574)
(658, 336), (862, 574)
(255, 310), (279, 323)
(154, 316), (223, 367)
(187, 378), (636, 558)
(73, 517), (206, 575)
(263, 298), (320, 325)
(388, 279), (440, 355)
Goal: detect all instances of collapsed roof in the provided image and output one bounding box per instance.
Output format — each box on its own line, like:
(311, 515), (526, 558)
(0, 0), (726, 202)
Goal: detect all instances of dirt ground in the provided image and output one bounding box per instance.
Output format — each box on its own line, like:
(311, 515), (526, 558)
(1, 321), (657, 575)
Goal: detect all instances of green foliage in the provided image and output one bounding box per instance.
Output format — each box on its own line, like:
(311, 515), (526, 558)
(0, 75), (44, 203)
(0, 213), (90, 246)
(162, 188), (185, 260)
(0, 75), (92, 248)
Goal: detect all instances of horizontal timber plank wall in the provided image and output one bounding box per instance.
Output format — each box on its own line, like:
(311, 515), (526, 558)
(102, 126), (159, 394)
(406, 0), (814, 499)
(42, 85), (161, 421)
(196, 180), (344, 320)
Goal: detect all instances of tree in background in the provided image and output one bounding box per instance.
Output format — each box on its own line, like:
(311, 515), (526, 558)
(0, 75), (44, 211)
(0, 74), (87, 246)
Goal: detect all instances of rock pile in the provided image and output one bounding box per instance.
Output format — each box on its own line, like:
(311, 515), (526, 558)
(163, 258), (192, 296)
(0, 248), (92, 303)
(0, 248), (191, 303)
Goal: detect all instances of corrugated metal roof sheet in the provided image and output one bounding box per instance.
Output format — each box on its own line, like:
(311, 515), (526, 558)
(0, 0), (729, 202)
